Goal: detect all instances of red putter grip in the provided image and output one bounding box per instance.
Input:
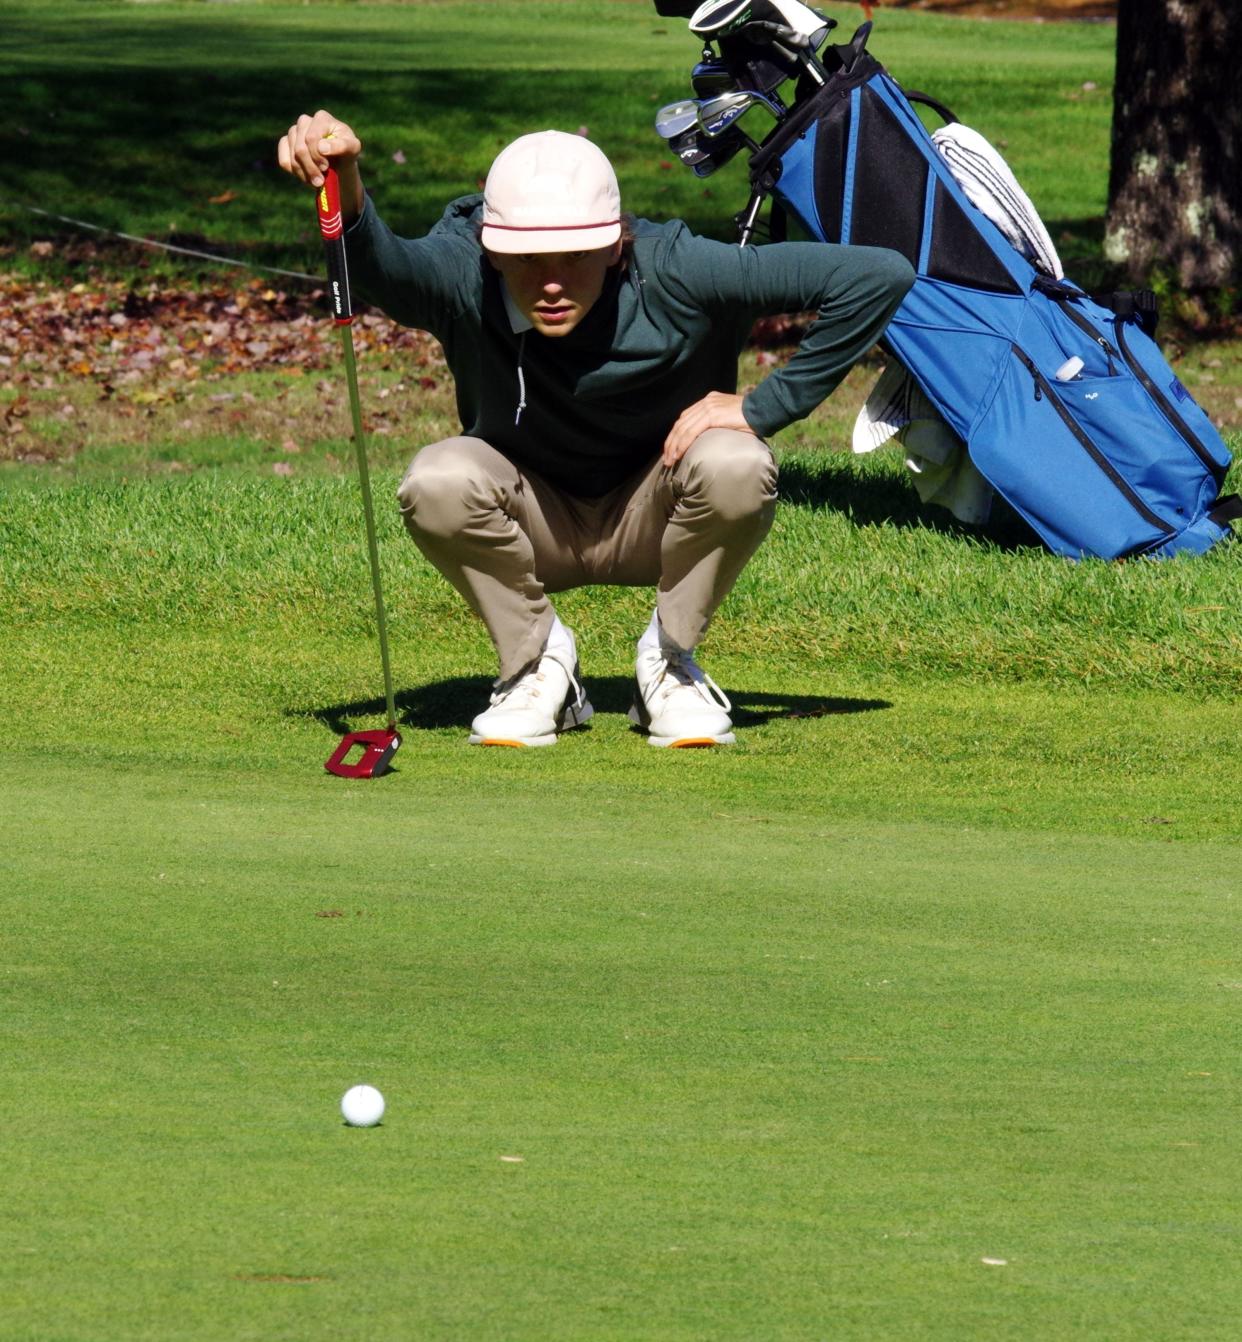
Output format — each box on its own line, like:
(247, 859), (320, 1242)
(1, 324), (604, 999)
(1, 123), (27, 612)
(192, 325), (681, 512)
(315, 167), (353, 325)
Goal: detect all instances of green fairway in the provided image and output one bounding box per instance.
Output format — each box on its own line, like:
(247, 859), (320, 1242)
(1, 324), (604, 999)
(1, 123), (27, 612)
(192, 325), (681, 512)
(4, 2), (1242, 1338)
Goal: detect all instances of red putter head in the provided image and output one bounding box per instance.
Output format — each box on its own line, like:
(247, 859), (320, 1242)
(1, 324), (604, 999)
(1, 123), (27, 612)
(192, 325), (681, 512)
(324, 728), (402, 779)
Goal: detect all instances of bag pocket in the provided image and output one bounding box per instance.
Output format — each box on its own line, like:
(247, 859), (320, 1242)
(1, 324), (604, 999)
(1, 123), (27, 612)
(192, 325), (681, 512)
(1053, 373), (1222, 527)
(967, 346), (1175, 558)
(1113, 320), (1231, 482)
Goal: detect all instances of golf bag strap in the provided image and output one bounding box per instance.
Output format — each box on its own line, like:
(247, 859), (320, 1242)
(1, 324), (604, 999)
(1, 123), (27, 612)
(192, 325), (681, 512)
(1032, 277), (1162, 340)
(1208, 494), (1242, 526)
(1031, 274), (1087, 301)
(903, 89), (959, 125)
(748, 51), (884, 183)
(1095, 289), (1161, 338)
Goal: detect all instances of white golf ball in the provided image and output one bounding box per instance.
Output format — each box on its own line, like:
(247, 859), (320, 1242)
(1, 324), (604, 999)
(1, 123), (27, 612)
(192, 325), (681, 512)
(341, 1084), (385, 1127)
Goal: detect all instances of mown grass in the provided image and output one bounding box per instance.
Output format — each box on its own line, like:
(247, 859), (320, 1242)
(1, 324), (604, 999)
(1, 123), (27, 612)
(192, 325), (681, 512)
(5, 456), (1241, 1340)
(3, 465), (1240, 857)
(5, 466), (1240, 698)
(4, 7), (1242, 1338)
(4, 755), (1237, 1341)
(5, 0), (1115, 281)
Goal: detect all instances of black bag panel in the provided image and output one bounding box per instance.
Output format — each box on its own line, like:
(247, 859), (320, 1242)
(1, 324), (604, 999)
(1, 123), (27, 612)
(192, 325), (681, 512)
(810, 95), (850, 244)
(926, 181), (1023, 295)
(847, 86), (929, 263)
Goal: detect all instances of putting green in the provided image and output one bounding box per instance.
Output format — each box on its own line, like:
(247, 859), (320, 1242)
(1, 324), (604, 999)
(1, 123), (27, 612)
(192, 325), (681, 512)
(2, 757), (1237, 1340)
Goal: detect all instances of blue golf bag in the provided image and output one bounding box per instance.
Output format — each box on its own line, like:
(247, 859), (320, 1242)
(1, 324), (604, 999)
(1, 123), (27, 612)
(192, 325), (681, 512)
(655, 0), (1235, 555)
(655, 4), (1238, 558)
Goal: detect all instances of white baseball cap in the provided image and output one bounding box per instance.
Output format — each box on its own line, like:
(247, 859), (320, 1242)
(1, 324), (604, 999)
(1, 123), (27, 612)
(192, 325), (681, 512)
(481, 131), (622, 255)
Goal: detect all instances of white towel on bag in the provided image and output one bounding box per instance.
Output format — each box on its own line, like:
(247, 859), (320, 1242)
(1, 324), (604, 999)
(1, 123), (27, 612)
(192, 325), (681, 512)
(930, 122), (1064, 280)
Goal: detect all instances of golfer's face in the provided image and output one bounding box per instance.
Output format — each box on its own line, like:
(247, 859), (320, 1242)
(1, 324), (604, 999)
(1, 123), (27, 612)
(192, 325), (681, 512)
(489, 243), (622, 338)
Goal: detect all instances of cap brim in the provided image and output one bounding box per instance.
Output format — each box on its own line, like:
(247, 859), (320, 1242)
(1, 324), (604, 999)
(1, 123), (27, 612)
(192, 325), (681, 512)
(481, 221), (622, 255)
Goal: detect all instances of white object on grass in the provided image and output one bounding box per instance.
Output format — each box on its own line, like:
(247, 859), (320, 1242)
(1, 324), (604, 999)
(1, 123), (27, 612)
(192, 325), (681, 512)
(853, 362), (994, 526)
(341, 1084), (385, 1127)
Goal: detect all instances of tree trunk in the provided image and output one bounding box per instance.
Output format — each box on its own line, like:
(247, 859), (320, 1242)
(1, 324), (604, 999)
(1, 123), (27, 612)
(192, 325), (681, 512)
(1105, 3), (1242, 289)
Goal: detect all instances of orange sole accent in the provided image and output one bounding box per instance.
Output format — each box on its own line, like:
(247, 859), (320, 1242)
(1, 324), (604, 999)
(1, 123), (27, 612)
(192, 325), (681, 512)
(479, 738), (527, 748)
(668, 738), (718, 749)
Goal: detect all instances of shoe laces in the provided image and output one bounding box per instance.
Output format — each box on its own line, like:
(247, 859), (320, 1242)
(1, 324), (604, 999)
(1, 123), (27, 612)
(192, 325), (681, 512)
(490, 651), (585, 711)
(648, 650), (731, 712)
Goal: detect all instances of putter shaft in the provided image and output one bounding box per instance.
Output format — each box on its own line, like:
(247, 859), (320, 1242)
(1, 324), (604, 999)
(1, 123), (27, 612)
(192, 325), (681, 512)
(340, 326), (398, 732)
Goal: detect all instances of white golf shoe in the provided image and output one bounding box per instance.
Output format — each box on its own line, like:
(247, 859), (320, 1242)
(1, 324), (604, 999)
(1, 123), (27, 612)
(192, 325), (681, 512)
(469, 648), (593, 747)
(628, 647), (735, 748)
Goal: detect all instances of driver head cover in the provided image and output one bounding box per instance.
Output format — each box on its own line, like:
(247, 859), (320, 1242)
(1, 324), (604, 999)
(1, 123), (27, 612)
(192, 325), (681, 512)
(481, 131), (621, 254)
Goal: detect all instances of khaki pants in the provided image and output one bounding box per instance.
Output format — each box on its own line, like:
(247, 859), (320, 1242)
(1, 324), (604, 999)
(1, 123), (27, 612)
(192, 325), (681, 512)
(397, 430), (778, 681)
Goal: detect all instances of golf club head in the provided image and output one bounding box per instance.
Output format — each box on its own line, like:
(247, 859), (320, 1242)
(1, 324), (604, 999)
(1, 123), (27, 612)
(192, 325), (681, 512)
(680, 0), (832, 93)
(689, 127), (745, 176)
(691, 57), (739, 98)
(697, 88), (785, 137)
(655, 98), (703, 140)
(689, 0), (761, 38)
(696, 90), (750, 136)
(668, 124), (714, 167)
(325, 727), (402, 778)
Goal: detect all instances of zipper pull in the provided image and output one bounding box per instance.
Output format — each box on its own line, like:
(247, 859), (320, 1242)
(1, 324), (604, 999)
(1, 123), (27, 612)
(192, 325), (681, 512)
(1098, 338), (1117, 376)
(1015, 347), (1043, 400)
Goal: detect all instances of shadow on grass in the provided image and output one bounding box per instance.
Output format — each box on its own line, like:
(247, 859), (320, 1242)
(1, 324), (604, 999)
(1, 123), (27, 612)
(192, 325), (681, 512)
(296, 678), (892, 735)
(9, 46), (757, 270)
(777, 455), (1043, 550)
(8, 9), (1116, 280)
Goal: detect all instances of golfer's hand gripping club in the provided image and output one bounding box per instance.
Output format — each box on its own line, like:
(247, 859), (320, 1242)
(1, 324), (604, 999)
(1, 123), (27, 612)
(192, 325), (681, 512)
(315, 168), (399, 739)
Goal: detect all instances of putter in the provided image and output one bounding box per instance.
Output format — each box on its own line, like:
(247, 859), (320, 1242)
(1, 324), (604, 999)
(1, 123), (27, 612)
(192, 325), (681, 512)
(315, 166), (402, 778)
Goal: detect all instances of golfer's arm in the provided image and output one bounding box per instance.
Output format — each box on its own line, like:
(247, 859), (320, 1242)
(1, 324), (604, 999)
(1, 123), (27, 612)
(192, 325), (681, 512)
(740, 244), (914, 435)
(344, 197), (471, 331)
(671, 238), (913, 436)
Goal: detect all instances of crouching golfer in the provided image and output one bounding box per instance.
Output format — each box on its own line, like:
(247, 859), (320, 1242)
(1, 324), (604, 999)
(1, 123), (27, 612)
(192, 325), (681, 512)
(278, 113), (913, 748)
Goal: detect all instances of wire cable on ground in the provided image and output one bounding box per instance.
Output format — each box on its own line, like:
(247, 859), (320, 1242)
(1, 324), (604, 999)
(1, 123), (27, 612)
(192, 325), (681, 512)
(17, 203), (320, 283)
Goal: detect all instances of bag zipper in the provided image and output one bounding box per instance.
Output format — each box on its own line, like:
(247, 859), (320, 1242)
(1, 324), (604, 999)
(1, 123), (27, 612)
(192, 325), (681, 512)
(1011, 345), (1173, 539)
(1053, 298), (1118, 375)
(1112, 319), (1225, 484)
(1045, 285), (1223, 483)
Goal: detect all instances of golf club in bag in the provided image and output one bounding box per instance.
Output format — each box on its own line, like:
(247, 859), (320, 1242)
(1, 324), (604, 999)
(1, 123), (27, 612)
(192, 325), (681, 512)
(651, 0), (1239, 559)
(316, 167), (402, 777)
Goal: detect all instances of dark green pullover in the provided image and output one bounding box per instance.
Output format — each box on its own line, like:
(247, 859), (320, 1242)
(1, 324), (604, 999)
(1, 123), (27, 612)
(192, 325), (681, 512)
(347, 193), (913, 498)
